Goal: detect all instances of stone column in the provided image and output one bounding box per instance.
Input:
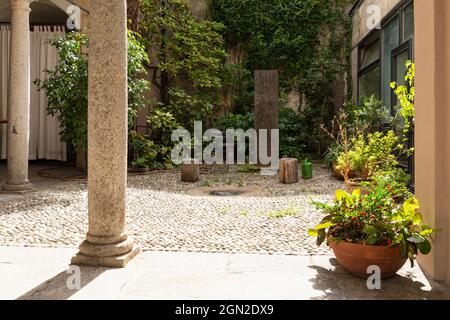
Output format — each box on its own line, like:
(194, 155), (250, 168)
(72, 0), (140, 268)
(2, 0), (32, 193)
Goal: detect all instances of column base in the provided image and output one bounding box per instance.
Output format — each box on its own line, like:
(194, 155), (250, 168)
(2, 182), (33, 193)
(71, 237), (140, 268)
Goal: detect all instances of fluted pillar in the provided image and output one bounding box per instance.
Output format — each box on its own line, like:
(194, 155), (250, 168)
(71, 0), (140, 268)
(3, 0), (32, 193)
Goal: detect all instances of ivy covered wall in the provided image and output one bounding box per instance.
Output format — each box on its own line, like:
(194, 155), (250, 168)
(211, 0), (353, 109)
(210, 0), (354, 155)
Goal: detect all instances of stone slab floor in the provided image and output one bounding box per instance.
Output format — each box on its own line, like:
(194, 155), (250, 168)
(1, 246), (450, 300)
(2, 163), (450, 299)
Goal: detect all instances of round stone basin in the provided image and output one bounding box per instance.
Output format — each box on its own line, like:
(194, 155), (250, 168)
(187, 186), (262, 197)
(209, 189), (244, 197)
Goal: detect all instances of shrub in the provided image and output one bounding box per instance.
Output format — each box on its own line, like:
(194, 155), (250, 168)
(214, 107), (306, 160)
(35, 31), (150, 153)
(130, 109), (181, 170)
(215, 112), (255, 132)
(279, 108), (306, 159)
(238, 163), (259, 173)
(323, 143), (343, 167)
(336, 130), (401, 181)
(370, 168), (412, 201)
(138, 0), (226, 127)
(344, 95), (396, 133)
(129, 130), (160, 169)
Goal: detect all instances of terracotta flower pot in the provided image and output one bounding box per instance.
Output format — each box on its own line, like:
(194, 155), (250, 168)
(332, 162), (356, 181)
(332, 161), (345, 180)
(328, 238), (407, 279)
(345, 179), (371, 195)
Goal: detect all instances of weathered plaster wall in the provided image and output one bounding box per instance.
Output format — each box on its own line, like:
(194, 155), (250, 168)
(352, 0), (401, 46)
(72, 0), (90, 27)
(187, 0), (209, 19)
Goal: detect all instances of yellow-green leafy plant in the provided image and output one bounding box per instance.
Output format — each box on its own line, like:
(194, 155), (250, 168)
(390, 60), (415, 131)
(336, 130), (401, 181)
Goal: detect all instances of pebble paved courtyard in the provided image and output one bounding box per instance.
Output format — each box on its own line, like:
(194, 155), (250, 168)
(0, 164), (342, 255)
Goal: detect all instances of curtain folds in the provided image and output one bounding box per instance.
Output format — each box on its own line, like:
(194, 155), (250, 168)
(0, 25), (67, 161)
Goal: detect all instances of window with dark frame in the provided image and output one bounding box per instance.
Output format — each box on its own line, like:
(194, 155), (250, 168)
(357, 31), (381, 102)
(356, 0), (415, 190)
(357, 0), (414, 108)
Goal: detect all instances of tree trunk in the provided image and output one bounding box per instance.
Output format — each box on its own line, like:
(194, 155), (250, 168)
(279, 158), (299, 184)
(127, 0), (142, 32)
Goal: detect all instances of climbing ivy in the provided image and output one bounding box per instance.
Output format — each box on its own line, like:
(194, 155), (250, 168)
(211, 0), (353, 156)
(138, 0), (227, 126)
(391, 60), (415, 131)
(212, 0), (352, 94)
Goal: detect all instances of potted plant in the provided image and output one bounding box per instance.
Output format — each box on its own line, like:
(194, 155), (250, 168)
(321, 114), (360, 182)
(324, 143), (345, 180)
(309, 184), (436, 279)
(321, 96), (395, 182)
(336, 130), (400, 193)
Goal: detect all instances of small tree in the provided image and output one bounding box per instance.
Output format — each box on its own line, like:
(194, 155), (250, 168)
(35, 30), (150, 169)
(138, 0), (227, 126)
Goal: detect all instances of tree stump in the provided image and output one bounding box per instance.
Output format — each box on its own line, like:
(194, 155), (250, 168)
(279, 158), (299, 184)
(181, 159), (200, 182)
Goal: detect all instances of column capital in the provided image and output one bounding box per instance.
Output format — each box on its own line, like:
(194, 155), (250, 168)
(10, 0), (31, 12)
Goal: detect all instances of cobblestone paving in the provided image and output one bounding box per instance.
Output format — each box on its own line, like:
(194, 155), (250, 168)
(0, 164), (343, 255)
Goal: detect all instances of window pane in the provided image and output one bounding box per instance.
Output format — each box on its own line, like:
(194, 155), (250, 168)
(395, 50), (409, 86)
(392, 50), (409, 126)
(382, 16), (399, 109)
(403, 3), (414, 41)
(360, 39), (380, 69)
(359, 65), (380, 100)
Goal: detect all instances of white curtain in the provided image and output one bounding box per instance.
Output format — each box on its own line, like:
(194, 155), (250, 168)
(0, 25), (67, 161)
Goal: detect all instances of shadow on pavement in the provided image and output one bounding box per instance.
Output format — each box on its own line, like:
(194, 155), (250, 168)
(308, 258), (450, 300)
(17, 265), (108, 300)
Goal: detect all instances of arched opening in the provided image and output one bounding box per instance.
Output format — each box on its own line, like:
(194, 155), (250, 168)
(29, 1), (68, 24)
(0, 0), (71, 162)
(0, 0), (69, 24)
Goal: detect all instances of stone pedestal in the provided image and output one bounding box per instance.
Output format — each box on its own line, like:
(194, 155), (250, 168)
(72, 0), (139, 268)
(2, 0), (32, 193)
